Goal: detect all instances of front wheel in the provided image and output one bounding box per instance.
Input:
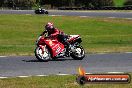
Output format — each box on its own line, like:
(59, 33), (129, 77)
(45, 11), (48, 14)
(35, 46), (51, 62)
(70, 45), (85, 60)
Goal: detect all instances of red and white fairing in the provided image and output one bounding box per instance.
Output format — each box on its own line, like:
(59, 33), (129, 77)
(68, 35), (80, 42)
(37, 36), (65, 57)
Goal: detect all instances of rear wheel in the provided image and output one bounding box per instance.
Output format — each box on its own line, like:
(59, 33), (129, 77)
(35, 10), (38, 14)
(70, 45), (85, 60)
(35, 46), (51, 62)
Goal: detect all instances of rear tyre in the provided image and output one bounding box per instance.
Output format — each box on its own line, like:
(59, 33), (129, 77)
(35, 10), (37, 14)
(70, 45), (85, 60)
(35, 46), (51, 62)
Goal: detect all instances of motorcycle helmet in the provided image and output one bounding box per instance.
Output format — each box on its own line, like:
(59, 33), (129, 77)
(45, 22), (54, 32)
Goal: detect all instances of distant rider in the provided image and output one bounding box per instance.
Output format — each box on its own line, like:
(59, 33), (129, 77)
(40, 22), (71, 56)
(38, 6), (42, 11)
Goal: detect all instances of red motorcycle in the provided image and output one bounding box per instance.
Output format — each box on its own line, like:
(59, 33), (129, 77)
(35, 34), (85, 61)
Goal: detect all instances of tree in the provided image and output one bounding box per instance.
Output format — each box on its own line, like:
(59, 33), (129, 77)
(68, 0), (75, 7)
(1, 0), (115, 9)
(0, 0), (4, 7)
(74, 0), (114, 8)
(124, 0), (132, 6)
(91, 0), (114, 8)
(4, 0), (36, 7)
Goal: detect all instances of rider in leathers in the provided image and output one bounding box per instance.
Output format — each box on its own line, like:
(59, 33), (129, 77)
(40, 22), (71, 56)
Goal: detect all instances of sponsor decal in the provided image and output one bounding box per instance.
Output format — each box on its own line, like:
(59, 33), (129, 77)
(76, 66), (131, 85)
(49, 40), (53, 46)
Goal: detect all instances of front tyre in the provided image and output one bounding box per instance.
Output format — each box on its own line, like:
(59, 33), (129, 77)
(70, 45), (85, 60)
(35, 46), (51, 62)
(45, 11), (48, 14)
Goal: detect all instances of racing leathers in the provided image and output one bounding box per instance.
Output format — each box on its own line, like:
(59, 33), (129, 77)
(40, 28), (71, 55)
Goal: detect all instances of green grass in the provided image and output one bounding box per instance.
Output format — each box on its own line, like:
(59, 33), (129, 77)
(0, 14), (132, 55)
(0, 74), (132, 88)
(114, 0), (125, 6)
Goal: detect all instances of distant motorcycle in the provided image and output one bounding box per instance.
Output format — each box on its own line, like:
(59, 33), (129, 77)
(35, 33), (85, 61)
(35, 8), (48, 14)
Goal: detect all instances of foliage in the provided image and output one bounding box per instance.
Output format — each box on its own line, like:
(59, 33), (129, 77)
(0, 0), (4, 7)
(1, 0), (36, 8)
(124, 0), (132, 5)
(91, 0), (114, 7)
(0, 0), (115, 8)
(44, 0), (114, 8)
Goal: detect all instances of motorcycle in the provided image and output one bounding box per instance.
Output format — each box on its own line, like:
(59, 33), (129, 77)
(35, 33), (85, 61)
(35, 9), (48, 14)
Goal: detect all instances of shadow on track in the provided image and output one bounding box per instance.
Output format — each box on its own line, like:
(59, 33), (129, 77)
(22, 58), (75, 62)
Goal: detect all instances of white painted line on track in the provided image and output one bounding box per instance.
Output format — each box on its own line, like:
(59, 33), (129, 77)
(49, 15), (64, 17)
(0, 74), (71, 79)
(0, 56), (7, 58)
(92, 52), (132, 55)
(49, 15), (56, 16)
(0, 72), (128, 79)
(48, 15), (132, 20)
(125, 18), (132, 20)
(56, 74), (70, 76)
(36, 75), (48, 77)
(79, 16), (88, 18)
(108, 17), (130, 19)
(17, 76), (30, 78)
(125, 52), (132, 54)
(0, 77), (8, 79)
(108, 17), (116, 18)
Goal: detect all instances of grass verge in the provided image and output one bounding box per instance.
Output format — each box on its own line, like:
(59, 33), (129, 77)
(0, 14), (132, 56)
(0, 74), (132, 88)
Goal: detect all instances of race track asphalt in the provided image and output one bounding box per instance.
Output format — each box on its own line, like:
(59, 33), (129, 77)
(0, 10), (132, 18)
(0, 53), (132, 77)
